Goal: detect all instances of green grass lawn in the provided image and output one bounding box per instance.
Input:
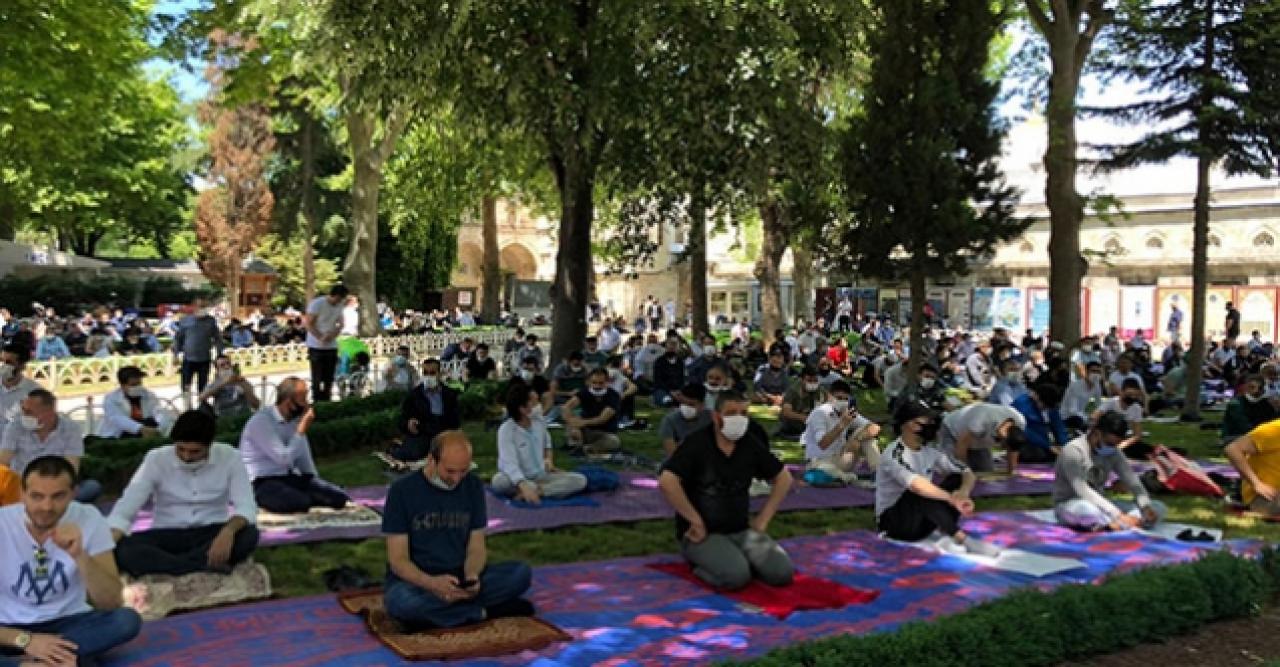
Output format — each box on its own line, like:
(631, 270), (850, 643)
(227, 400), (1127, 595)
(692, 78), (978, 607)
(253, 388), (1277, 599)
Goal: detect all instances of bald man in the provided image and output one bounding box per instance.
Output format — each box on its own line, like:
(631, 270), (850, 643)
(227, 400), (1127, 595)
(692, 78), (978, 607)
(238, 377), (350, 513)
(382, 431), (533, 629)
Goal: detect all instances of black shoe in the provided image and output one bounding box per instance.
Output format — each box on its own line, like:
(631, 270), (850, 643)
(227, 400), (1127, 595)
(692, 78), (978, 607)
(1176, 529), (1196, 542)
(322, 565), (376, 592)
(485, 598), (536, 619)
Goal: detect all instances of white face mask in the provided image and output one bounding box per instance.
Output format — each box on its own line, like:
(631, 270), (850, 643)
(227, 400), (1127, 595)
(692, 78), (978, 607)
(805, 382), (820, 392)
(831, 399), (849, 413)
(679, 404), (699, 419)
(703, 345), (717, 357)
(1005, 372), (1021, 383)
(1246, 393), (1267, 403)
(0, 364), (13, 382)
(422, 376), (439, 390)
(217, 368), (234, 380)
(920, 378), (936, 389)
(394, 356), (407, 366)
(704, 382), (723, 394)
(519, 369), (534, 381)
(20, 415), (39, 431)
(428, 471), (457, 491)
(177, 458), (207, 473)
(720, 415), (750, 441)
(1088, 373), (1102, 383)
(125, 386), (145, 399)
(589, 386), (608, 397)
(529, 404), (543, 420)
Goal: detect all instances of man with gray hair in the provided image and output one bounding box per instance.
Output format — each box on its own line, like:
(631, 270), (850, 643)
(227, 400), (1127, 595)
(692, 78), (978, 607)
(238, 377), (349, 513)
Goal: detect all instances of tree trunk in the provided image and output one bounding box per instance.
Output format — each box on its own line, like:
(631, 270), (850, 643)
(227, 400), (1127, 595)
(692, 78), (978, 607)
(1044, 39), (1086, 344)
(300, 113), (319, 305)
(793, 243), (814, 327)
(689, 192), (710, 336)
(907, 267), (926, 384)
(481, 195), (501, 321)
(343, 107), (408, 337)
(548, 157), (595, 368)
(0, 201), (15, 241)
(755, 200), (788, 346)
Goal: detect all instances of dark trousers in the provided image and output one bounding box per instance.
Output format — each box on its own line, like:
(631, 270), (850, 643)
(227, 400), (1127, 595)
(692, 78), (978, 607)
(115, 523), (260, 577)
(308, 347), (339, 401)
(180, 360), (212, 394)
(0, 609), (141, 666)
(390, 434), (430, 462)
(1019, 444), (1058, 464)
(1063, 415), (1087, 432)
(385, 562), (532, 628)
(878, 476), (962, 541)
(253, 474), (349, 514)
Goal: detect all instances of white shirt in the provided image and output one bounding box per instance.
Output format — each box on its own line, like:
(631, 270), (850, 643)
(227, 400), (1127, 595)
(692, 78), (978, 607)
(495, 418), (551, 485)
(108, 443), (257, 535)
(802, 403), (872, 463)
(941, 403), (1026, 452)
(0, 415), (83, 475)
(1098, 397), (1144, 424)
(0, 502), (114, 624)
(1107, 370), (1146, 393)
(99, 387), (162, 438)
(0, 377), (39, 427)
(305, 296), (344, 349)
(883, 364), (907, 398)
(238, 406), (319, 480)
(1062, 378), (1103, 420)
(341, 305), (359, 336)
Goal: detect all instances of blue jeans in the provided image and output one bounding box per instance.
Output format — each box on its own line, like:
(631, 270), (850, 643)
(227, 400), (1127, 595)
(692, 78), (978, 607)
(0, 609), (141, 665)
(384, 561), (532, 628)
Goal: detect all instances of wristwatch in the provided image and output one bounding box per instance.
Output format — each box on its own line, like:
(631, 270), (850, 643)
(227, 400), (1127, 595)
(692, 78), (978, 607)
(13, 631), (31, 650)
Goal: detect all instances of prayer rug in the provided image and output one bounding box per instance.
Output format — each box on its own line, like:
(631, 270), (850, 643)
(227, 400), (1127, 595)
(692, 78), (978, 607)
(485, 488), (601, 509)
(337, 589), (572, 662)
(646, 561), (879, 619)
(104, 513), (1258, 666)
(122, 560), (272, 621)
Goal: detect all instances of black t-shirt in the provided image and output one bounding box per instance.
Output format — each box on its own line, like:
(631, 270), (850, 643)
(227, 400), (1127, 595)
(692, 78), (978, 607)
(1226, 308), (1241, 335)
(661, 420), (783, 540)
(576, 387), (621, 432)
(466, 356), (497, 380)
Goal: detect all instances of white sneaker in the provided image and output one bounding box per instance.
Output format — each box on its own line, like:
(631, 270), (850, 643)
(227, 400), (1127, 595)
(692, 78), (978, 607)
(937, 536), (968, 555)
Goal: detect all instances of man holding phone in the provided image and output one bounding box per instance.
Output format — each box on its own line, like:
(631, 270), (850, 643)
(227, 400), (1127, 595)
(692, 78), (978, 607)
(801, 380), (881, 484)
(382, 431), (534, 629)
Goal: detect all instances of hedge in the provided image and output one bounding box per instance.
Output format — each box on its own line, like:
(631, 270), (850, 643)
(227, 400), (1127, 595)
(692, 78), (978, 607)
(734, 548), (1280, 667)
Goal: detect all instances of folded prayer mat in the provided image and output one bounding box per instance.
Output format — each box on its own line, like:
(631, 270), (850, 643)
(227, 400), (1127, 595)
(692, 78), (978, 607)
(646, 561), (879, 620)
(123, 560), (272, 621)
(337, 588), (572, 661)
(486, 488), (600, 509)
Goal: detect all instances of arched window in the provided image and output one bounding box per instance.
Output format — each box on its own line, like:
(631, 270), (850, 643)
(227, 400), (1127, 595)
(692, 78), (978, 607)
(1019, 241), (1034, 254)
(1254, 232), (1275, 248)
(1103, 236), (1122, 254)
(1145, 235), (1164, 250)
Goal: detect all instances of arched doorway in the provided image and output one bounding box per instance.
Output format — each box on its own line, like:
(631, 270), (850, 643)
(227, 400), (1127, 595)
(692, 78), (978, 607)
(452, 242), (484, 289)
(499, 244), (539, 309)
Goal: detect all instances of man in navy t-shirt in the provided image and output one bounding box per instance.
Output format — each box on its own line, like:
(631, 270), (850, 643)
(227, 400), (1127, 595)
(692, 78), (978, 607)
(381, 431), (533, 628)
(562, 368), (622, 453)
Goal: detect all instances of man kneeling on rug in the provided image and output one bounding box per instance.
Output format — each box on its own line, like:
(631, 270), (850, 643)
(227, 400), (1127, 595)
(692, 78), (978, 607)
(1053, 411), (1166, 531)
(383, 431), (534, 628)
(108, 410), (260, 576)
(876, 401), (1002, 556)
(658, 390), (795, 590)
(0, 457), (141, 666)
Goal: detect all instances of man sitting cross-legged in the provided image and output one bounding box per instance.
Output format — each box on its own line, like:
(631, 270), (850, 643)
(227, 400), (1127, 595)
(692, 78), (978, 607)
(1054, 411), (1166, 531)
(0, 389), (100, 504)
(658, 390), (795, 590)
(239, 377), (350, 514)
(876, 401), (1002, 556)
(658, 383), (713, 457)
(802, 380), (881, 484)
(1226, 417), (1280, 518)
(0, 457), (142, 666)
(392, 359), (461, 462)
(108, 410), (260, 577)
(776, 366), (824, 439)
(383, 431), (534, 629)
(492, 387), (587, 504)
(561, 368), (622, 454)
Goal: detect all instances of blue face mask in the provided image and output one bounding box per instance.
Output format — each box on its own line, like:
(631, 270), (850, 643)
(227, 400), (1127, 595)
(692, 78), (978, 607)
(1096, 445), (1119, 458)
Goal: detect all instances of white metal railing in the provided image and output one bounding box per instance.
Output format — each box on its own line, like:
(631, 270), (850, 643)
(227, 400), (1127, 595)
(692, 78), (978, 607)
(28, 327), (548, 393)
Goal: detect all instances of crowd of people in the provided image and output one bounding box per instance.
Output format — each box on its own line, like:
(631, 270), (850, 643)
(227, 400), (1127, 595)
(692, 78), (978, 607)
(5, 289), (1280, 664)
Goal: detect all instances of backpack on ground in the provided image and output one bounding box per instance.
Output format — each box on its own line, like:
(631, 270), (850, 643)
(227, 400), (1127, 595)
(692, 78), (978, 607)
(1146, 445), (1224, 498)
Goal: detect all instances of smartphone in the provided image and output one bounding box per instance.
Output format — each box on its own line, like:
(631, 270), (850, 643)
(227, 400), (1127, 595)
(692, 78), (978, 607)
(460, 578), (478, 589)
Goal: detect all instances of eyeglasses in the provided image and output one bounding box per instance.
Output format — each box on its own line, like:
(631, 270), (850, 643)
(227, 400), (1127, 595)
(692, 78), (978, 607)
(33, 545), (49, 579)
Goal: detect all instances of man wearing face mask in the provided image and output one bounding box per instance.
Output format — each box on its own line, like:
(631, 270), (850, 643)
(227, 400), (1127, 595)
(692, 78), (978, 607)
(684, 334), (721, 386)
(549, 351), (590, 407)
(394, 359), (462, 462)
(174, 297), (225, 397)
(659, 383), (713, 456)
(802, 381), (881, 483)
(1221, 375), (1280, 441)
(383, 345), (420, 392)
(659, 390), (795, 590)
(493, 389), (587, 503)
(1093, 378), (1152, 460)
(877, 401), (999, 556)
(751, 350), (791, 407)
(465, 343), (497, 382)
(987, 357), (1028, 407)
(896, 364), (946, 419)
(99, 367), (163, 439)
(651, 338), (687, 408)
(0, 390), (98, 504)
(108, 410), (259, 576)
(1070, 336), (1102, 382)
(778, 367), (824, 439)
(1062, 360), (1104, 432)
(0, 344), (39, 431)
(35, 325), (71, 361)
(383, 431), (534, 629)
(514, 357), (553, 415)
(561, 369), (622, 454)
(963, 340), (994, 398)
(239, 377), (350, 513)
(1053, 411), (1165, 531)
(199, 355), (261, 419)
(631, 335), (664, 391)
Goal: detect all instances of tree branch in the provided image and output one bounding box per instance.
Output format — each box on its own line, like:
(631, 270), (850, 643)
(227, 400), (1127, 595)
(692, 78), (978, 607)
(1024, 0), (1053, 37)
(1074, 1), (1113, 74)
(373, 103), (413, 166)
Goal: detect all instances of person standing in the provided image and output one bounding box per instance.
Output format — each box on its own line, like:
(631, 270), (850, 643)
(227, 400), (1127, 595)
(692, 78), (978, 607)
(1225, 301), (1241, 342)
(1166, 303), (1183, 344)
(173, 297), (225, 398)
(305, 285), (349, 403)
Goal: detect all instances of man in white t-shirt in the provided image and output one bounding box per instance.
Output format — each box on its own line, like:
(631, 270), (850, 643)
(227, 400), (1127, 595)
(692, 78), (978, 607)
(1094, 378), (1149, 459)
(0, 457), (141, 665)
(801, 381), (881, 483)
(1106, 355), (1146, 397)
(341, 295), (360, 336)
(305, 284), (349, 402)
(1062, 360), (1104, 431)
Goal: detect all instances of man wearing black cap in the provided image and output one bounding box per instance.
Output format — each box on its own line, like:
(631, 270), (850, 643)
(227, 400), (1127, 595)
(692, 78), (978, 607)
(658, 383), (713, 456)
(1053, 411), (1165, 531)
(875, 401), (1000, 556)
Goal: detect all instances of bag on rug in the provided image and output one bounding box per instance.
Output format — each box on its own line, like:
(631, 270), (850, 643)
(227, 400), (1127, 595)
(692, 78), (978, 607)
(1147, 446), (1224, 498)
(577, 465), (620, 492)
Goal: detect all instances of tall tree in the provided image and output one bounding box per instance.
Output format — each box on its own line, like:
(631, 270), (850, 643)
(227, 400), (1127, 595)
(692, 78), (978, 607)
(835, 0), (1024, 379)
(1092, 0), (1280, 420)
(1023, 0), (1119, 344)
(481, 196), (501, 320)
